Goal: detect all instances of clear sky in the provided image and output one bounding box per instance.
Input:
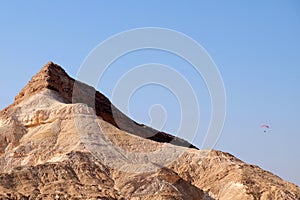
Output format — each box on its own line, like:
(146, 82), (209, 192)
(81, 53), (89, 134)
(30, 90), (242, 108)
(0, 1), (299, 185)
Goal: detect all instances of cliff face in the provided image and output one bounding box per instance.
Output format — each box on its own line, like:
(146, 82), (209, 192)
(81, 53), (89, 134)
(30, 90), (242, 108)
(0, 62), (299, 199)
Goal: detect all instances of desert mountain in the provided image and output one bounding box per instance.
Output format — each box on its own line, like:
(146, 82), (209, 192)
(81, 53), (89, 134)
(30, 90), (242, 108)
(0, 62), (299, 199)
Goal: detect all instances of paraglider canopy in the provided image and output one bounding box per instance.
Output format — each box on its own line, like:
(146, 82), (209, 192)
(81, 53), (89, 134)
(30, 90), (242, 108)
(261, 124), (270, 128)
(261, 124), (270, 132)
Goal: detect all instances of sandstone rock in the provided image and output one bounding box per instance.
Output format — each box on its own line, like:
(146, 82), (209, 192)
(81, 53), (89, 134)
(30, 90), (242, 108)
(0, 62), (299, 199)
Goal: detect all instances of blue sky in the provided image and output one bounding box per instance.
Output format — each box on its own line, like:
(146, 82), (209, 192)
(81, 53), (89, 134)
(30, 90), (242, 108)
(0, 1), (299, 185)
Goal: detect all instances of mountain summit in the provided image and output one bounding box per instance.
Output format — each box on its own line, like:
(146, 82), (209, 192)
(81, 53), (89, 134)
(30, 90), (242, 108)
(6, 62), (197, 150)
(0, 62), (299, 199)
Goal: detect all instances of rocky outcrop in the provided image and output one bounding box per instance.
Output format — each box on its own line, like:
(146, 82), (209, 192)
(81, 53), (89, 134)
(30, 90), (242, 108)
(3, 62), (197, 150)
(0, 62), (299, 199)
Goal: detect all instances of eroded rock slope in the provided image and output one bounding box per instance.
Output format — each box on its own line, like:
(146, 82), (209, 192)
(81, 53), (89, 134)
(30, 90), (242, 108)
(0, 62), (299, 199)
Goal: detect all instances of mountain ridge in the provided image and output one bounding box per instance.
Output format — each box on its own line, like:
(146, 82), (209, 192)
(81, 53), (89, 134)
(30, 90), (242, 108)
(1, 62), (198, 150)
(0, 62), (299, 199)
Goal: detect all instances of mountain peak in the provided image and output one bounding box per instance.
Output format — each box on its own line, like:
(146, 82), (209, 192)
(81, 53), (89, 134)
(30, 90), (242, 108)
(40, 61), (66, 75)
(14, 62), (74, 104)
(4, 62), (198, 150)
(0, 63), (299, 199)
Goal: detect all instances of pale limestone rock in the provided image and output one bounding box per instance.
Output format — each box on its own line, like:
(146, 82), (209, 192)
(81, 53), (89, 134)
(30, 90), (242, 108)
(0, 62), (299, 199)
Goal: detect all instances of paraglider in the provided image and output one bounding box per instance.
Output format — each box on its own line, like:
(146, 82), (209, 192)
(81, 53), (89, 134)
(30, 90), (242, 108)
(261, 124), (270, 133)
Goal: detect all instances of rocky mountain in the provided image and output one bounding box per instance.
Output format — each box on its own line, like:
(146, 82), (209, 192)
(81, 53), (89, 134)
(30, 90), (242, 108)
(0, 62), (299, 200)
